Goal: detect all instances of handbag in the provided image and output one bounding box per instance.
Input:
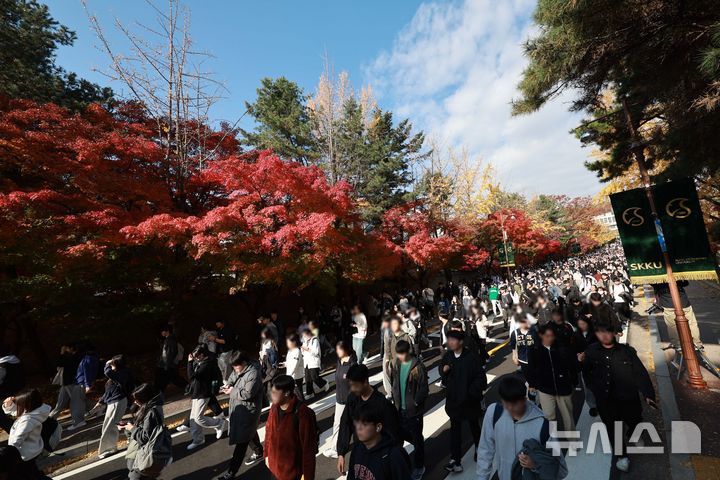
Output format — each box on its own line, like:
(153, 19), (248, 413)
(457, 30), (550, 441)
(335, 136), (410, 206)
(134, 425), (173, 472)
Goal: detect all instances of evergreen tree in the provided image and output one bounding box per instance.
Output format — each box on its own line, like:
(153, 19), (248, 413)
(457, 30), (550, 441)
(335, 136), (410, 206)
(513, 0), (720, 180)
(0, 0), (112, 110)
(241, 77), (317, 165)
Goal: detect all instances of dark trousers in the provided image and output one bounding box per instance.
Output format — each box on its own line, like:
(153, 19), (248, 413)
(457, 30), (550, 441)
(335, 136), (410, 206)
(154, 366), (187, 392)
(228, 432), (263, 474)
(294, 378), (306, 401)
(597, 396), (643, 457)
(304, 367), (326, 395)
(400, 413), (425, 467)
(450, 415), (481, 463)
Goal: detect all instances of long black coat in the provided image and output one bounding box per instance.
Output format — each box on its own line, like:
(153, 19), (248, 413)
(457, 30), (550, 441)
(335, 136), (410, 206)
(439, 348), (487, 418)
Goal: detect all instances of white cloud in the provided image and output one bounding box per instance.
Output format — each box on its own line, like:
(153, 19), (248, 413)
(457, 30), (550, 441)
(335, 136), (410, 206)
(365, 0), (600, 197)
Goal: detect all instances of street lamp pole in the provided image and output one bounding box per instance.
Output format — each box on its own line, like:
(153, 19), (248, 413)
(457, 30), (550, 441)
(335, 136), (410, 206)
(621, 97), (706, 389)
(498, 213), (514, 281)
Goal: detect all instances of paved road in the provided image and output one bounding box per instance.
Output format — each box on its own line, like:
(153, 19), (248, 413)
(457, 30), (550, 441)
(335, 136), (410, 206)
(54, 319), (608, 480)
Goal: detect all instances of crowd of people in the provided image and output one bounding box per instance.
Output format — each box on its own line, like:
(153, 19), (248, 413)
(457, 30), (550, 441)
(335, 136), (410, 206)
(1, 240), (703, 480)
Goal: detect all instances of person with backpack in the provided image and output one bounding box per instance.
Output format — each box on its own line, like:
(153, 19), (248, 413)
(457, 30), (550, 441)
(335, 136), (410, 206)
(259, 328), (279, 406)
(336, 364), (401, 476)
(439, 329), (487, 473)
(346, 402), (411, 480)
(285, 334), (305, 399)
(94, 355), (133, 458)
(154, 324), (187, 393)
(120, 383), (171, 480)
(477, 375), (567, 480)
(324, 340), (357, 459)
(186, 346), (226, 450)
(2, 389), (53, 477)
(389, 340), (428, 480)
(301, 327), (328, 397)
(49, 343), (86, 431)
(264, 375), (319, 480)
(218, 352), (264, 480)
(0, 347), (24, 434)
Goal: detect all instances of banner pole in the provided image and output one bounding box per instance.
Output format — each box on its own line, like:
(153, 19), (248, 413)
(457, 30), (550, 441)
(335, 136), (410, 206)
(622, 98), (707, 389)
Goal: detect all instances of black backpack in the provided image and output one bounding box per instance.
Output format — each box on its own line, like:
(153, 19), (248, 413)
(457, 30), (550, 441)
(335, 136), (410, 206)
(41, 417), (62, 454)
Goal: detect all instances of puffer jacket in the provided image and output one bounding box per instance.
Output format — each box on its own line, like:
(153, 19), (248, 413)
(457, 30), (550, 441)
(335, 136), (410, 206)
(2, 403), (52, 461)
(226, 361), (263, 445)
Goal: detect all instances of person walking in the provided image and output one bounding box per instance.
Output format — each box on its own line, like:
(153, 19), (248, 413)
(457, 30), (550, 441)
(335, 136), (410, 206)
(96, 355), (133, 458)
(1, 389), (52, 477)
(351, 305), (368, 365)
(488, 284), (501, 316)
(336, 364), (401, 476)
(527, 324), (576, 432)
(390, 340), (428, 480)
(383, 315), (410, 399)
(582, 319), (656, 472)
(120, 384), (171, 480)
(509, 312), (538, 381)
(301, 328), (328, 397)
(439, 330), (487, 473)
(186, 346), (225, 450)
(211, 320), (238, 381)
(285, 334), (305, 398)
(477, 375), (567, 480)
(346, 403), (411, 480)
(652, 280), (703, 348)
(0, 347), (24, 434)
(264, 375), (319, 480)
(324, 340), (357, 459)
(50, 343), (86, 430)
(218, 352), (264, 480)
(154, 324), (187, 393)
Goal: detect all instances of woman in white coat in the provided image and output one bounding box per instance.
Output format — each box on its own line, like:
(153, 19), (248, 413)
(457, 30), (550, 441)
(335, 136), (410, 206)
(2, 389), (52, 476)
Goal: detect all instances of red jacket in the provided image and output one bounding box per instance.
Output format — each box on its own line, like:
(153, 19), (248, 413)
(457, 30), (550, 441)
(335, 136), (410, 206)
(264, 396), (317, 480)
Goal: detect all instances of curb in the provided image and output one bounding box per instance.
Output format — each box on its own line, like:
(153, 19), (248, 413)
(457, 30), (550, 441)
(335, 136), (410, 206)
(643, 284), (696, 480)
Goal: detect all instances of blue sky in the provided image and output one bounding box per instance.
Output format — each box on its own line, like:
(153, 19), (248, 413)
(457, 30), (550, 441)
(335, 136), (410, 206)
(46, 0), (600, 197)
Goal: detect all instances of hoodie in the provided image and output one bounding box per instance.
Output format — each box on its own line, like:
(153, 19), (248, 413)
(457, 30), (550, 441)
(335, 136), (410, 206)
(476, 401), (566, 480)
(2, 403), (52, 461)
(0, 355), (24, 399)
(347, 432), (411, 480)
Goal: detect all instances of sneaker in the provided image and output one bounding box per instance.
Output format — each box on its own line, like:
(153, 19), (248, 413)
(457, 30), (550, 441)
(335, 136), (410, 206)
(218, 473), (235, 480)
(67, 421), (87, 431)
(244, 452), (263, 465)
(215, 420), (227, 440)
(616, 457), (630, 472)
(589, 408), (598, 417)
(411, 466), (426, 480)
(444, 460), (463, 473)
(323, 382), (331, 392)
(434, 380), (444, 388)
(186, 440), (205, 451)
(176, 424), (190, 433)
(323, 448), (339, 459)
(385, 394), (393, 400)
(98, 450), (117, 459)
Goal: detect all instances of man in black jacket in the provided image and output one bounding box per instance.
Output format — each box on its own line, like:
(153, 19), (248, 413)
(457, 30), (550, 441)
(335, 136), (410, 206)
(527, 324), (576, 431)
(582, 320), (656, 473)
(390, 340), (428, 480)
(336, 364), (400, 476)
(439, 330), (487, 473)
(154, 324), (187, 393)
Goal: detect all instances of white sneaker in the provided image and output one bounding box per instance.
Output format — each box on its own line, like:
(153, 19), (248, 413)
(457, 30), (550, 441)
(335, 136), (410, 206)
(323, 382), (331, 392)
(176, 424), (190, 433)
(67, 421), (87, 431)
(215, 420), (227, 439)
(98, 450), (117, 459)
(186, 440), (205, 451)
(244, 452), (263, 465)
(616, 457), (630, 472)
(323, 448), (338, 459)
(434, 380), (444, 388)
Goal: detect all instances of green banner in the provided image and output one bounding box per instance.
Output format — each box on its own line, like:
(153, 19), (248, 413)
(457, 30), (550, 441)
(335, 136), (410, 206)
(610, 177), (717, 283)
(497, 242), (515, 267)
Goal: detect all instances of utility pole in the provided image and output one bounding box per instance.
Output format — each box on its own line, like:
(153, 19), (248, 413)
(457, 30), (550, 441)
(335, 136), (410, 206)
(621, 97), (707, 389)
